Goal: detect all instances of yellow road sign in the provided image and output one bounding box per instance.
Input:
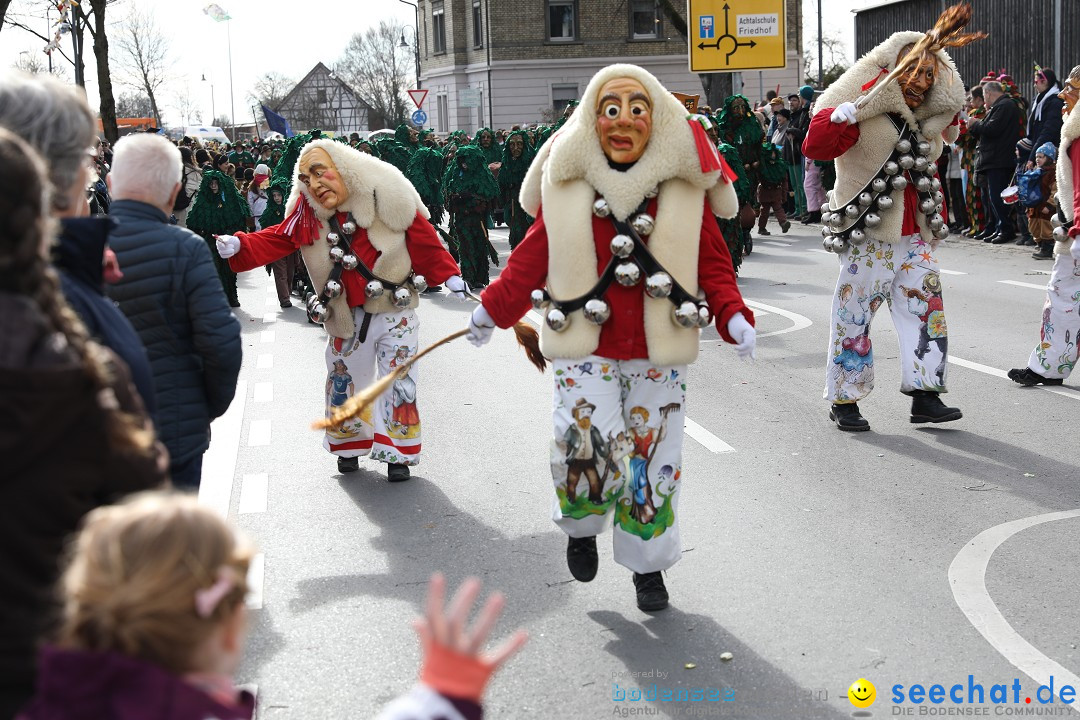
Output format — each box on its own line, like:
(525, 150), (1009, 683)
(688, 0), (787, 72)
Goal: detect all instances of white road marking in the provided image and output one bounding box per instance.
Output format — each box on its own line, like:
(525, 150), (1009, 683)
(949, 510), (1080, 708)
(998, 280), (1048, 290)
(762, 241), (793, 247)
(248, 419), (272, 446)
(1029, 269), (1052, 275)
(239, 473), (268, 514)
(265, 296), (279, 306)
(684, 418), (735, 454)
(744, 300), (813, 338)
(198, 380), (247, 519)
(949, 356), (1080, 401)
(260, 330), (275, 343)
(246, 553), (265, 610)
(257, 354), (274, 369)
(807, 248), (834, 255)
(261, 312), (276, 323)
(938, 269), (967, 275)
(253, 382), (274, 403)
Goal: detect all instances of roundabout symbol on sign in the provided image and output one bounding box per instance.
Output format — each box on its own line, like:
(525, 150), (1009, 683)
(411, 109), (428, 126)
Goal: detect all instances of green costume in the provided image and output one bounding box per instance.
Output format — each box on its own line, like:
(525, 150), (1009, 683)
(407, 145), (448, 224)
(395, 123), (421, 155)
(187, 169), (251, 306)
(715, 140), (749, 273)
(374, 137), (411, 174)
(498, 129), (535, 250)
(442, 145), (499, 289)
(271, 130), (324, 194)
(473, 127), (502, 166)
(717, 95), (763, 254)
(259, 177), (289, 229)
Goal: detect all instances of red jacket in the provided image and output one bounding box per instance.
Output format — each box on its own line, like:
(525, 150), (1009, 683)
(228, 212), (460, 308)
(480, 197), (753, 360)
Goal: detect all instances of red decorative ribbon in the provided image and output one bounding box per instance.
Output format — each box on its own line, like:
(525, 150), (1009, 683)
(280, 194), (322, 247)
(861, 67), (889, 92)
(688, 118), (724, 175)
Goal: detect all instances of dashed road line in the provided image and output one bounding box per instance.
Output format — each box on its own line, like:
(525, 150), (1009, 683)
(684, 418), (735, 454)
(761, 241), (793, 247)
(239, 473), (268, 514)
(257, 354), (274, 369)
(949, 356), (1080, 401)
(261, 312), (277, 323)
(260, 330), (276, 343)
(199, 380), (247, 519)
(248, 419), (272, 447)
(938, 269), (967, 275)
(253, 382), (273, 403)
(265, 296), (279, 306)
(998, 280), (1047, 290)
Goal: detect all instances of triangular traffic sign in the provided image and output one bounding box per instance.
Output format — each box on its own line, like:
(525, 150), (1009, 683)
(408, 89), (428, 109)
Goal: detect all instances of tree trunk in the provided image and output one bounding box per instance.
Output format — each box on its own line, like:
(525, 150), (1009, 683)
(701, 73), (733, 109)
(90, 0), (118, 142)
(0, 0), (13, 35)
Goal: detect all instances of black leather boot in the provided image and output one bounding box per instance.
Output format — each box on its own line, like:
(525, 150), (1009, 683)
(337, 456), (359, 473)
(567, 536), (598, 582)
(829, 403), (870, 431)
(1007, 367), (1063, 386)
(386, 463), (411, 482)
(909, 390), (962, 423)
(633, 572), (669, 611)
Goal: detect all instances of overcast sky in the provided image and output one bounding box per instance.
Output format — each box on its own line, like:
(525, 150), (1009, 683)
(1, 0), (864, 128)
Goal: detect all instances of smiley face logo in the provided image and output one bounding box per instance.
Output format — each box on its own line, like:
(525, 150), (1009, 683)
(848, 678), (876, 708)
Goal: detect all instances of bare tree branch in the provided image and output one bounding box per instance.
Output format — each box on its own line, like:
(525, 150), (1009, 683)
(0, 0), (15, 35)
(1, 16), (75, 66)
(114, 6), (171, 127)
(337, 20), (410, 129)
(249, 72), (295, 111)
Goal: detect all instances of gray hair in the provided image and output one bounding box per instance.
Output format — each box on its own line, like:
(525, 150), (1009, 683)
(110, 134), (182, 207)
(0, 71), (96, 213)
(982, 81), (1004, 95)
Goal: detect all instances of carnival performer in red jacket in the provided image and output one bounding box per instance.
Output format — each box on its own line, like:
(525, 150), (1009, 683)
(215, 140), (465, 482)
(463, 64), (755, 612)
(803, 9), (982, 431)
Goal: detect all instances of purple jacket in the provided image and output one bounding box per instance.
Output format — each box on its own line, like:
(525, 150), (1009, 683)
(17, 647), (255, 720)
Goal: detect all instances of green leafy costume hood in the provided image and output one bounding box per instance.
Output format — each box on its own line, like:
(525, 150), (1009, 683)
(395, 123), (419, 153)
(355, 140), (380, 159)
(498, 130), (534, 191)
(441, 145), (499, 204)
(271, 129), (324, 193)
(406, 145), (447, 207)
(374, 137), (411, 174)
(472, 127), (501, 165)
(716, 141), (751, 203)
(717, 94), (762, 146)
(187, 169), (251, 236)
(259, 176), (290, 229)
(758, 141), (788, 183)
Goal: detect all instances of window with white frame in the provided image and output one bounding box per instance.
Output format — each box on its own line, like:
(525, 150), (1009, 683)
(546, 0), (577, 42)
(472, 1), (483, 49)
(630, 0), (661, 39)
(552, 84), (579, 116)
(433, 1), (446, 54)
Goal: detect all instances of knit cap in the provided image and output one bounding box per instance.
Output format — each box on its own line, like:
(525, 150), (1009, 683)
(1036, 142), (1057, 161)
(799, 85), (814, 101)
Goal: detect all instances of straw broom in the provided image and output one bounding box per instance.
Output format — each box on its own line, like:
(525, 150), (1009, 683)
(856, 3), (987, 109)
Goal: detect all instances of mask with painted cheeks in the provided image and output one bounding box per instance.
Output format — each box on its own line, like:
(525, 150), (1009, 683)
(896, 46), (938, 110)
(1060, 67), (1080, 115)
(297, 147), (349, 210)
(595, 77), (653, 164)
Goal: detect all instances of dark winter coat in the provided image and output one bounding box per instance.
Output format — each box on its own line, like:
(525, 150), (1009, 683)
(0, 294), (167, 716)
(54, 216), (156, 414)
(1026, 91), (1065, 166)
(17, 647), (255, 720)
(106, 200), (243, 466)
(970, 95), (1022, 172)
(787, 105), (811, 165)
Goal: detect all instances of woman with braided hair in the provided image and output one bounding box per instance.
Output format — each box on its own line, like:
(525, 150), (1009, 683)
(187, 169), (252, 307)
(0, 127), (167, 715)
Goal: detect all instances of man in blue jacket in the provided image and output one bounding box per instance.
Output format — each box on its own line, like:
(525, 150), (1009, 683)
(106, 134), (243, 489)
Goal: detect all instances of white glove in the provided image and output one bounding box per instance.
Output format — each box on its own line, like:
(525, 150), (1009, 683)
(830, 101), (858, 125)
(1071, 237), (1080, 261)
(726, 313), (756, 361)
(466, 304), (496, 347)
(445, 275), (469, 301)
(215, 234), (241, 259)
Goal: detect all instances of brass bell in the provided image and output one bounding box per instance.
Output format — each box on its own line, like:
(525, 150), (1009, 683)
(583, 298), (611, 325)
(365, 280), (385, 299)
(324, 279), (343, 299)
(894, 139), (912, 154)
(614, 262), (642, 287)
(412, 274), (428, 293)
(610, 234), (634, 258)
(631, 213), (655, 236)
(592, 198), (611, 218)
(530, 289), (547, 310)
(898, 155), (915, 170)
(341, 254), (359, 270)
(876, 195), (894, 211)
(890, 175), (908, 191)
(309, 302), (330, 323)
(329, 246), (345, 263)
(645, 272), (673, 298)
(327, 231), (340, 244)
(545, 307), (570, 331)
(390, 286), (413, 308)
(673, 301), (699, 328)
(341, 220), (357, 235)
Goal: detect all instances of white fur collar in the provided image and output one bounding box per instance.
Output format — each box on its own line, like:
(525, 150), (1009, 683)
(815, 31), (966, 131)
(520, 64), (725, 221)
(283, 139), (426, 232)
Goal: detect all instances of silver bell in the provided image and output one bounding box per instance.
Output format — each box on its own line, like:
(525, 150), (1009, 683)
(820, 202), (832, 215)
(928, 214), (945, 231)
(830, 213), (846, 229)
(845, 204), (861, 219)
(545, 307), (570, 332)
(341, 221), (357, 235)
(696, 305), (713, 328)
(1053, 225), (1069, 240)
(930, 177), (942, 192)
(898, 155), (915, 170)
(830, 237), (849, 254)
(876, 195), (894, 211)
(919, 198), (936, 214)
(673, 301), (699, 329)
(933, 226), (950, 241)
(631, 213), (656, 236)
(645, 272), (673, 299)
(583, 298), (611, 325)
(309, 302), (330, 323)
(864, 212), (882, 228)
(327, 231), (340, 245)
(412, 274), (428, 293)
(914, 176), (931, 193)
(530, 289), (547, 310)
(644, 186), (659, 199)
(614, 262), (642, 287)
(329, 246), (345, 263)
(390, 286), (413, 308)
(913, 156), (929, 172)
(822, 235), (833, 249)
(884, 161), (900, 176)
(935, 203), (944, 215)
(871, 178), (888, 193)
(895, 139), (912, 154)
(1051, 215), (1064, 229)
(592, 198), (611, 218)
(891, 175), (908, 191)
(850, 228), (867, 244)
(916, 141), (932, 156)
(341, 254), (359, 271)
(610, 234), (634, 258)
(821, 212), (834, 227)
(365, 280), (385, 299)
(324, 279), (343, 299)
(933, 190), (945, 204)
(858, 192), (874, 207)
(821, 225), (833, 239)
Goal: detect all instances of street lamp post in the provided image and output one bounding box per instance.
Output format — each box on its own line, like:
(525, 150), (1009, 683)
(397, 0), (421, 89)
(202, 74), (216, 125)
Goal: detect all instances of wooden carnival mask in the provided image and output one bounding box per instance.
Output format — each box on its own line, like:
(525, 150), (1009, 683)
(595, 77), (653, 164)
(297, 147), (349, 210)
(896, 47), (938, 109)
(1060, 67), (1080, 115)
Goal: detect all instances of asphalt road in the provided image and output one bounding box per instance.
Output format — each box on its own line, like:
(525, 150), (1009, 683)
(205, 217), (1080, 719)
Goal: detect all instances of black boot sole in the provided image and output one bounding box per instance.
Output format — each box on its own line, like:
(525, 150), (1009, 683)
(829, 409), (871, 432)
(567, 537), (598, 582)
(910, 410), (963, 424)
(637, 594), (669, 612)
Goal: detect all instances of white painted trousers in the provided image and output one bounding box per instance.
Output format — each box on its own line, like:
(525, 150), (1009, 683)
(550, 355), (687, 574)
(1025, 251), (1080, 379)
(323, 307), (422, 466)
(825, 234), (950, 403)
